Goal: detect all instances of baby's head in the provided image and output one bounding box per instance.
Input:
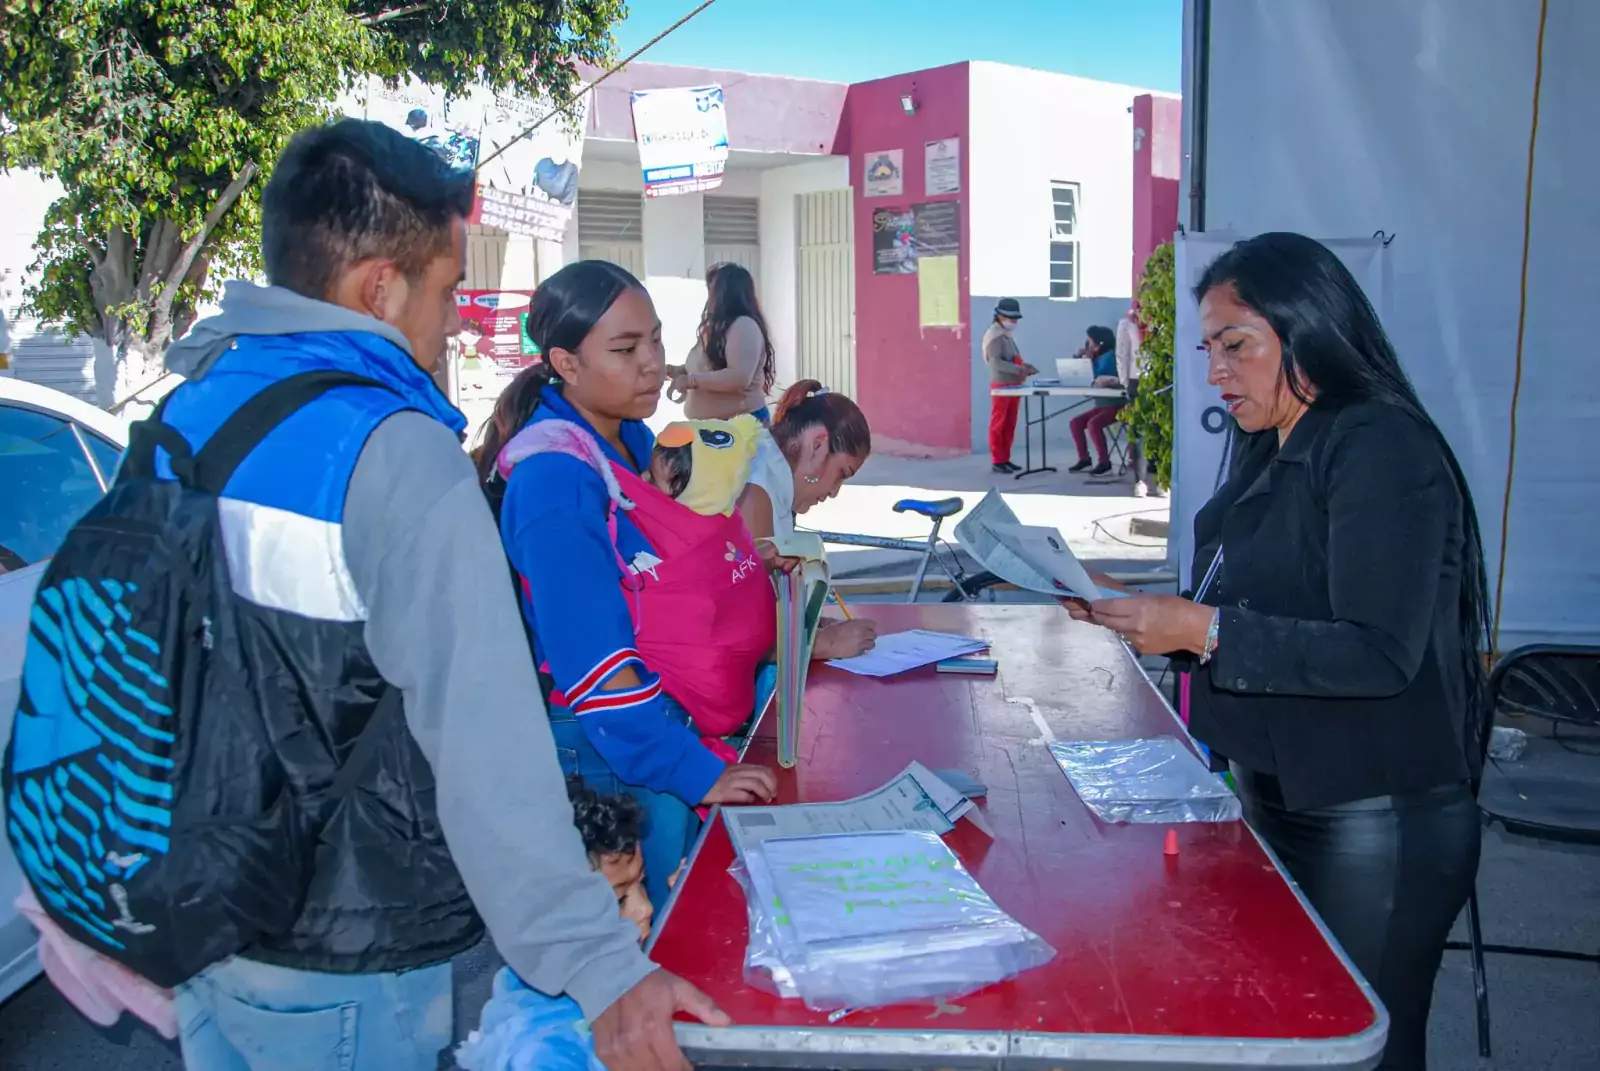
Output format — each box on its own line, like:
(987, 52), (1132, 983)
(566, 776), (652, 943)
(647, 414), (762, 516)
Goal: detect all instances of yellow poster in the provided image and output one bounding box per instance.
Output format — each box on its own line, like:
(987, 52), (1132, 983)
(917, 255), (960, 327)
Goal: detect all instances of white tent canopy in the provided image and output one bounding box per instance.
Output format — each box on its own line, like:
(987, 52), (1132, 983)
(1179, 0), (1598, 650)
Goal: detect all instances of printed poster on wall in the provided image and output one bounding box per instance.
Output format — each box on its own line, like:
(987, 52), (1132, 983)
(863, 150), (904, 197)
(871, 206), (917, 275)
(455, 289), (539, 403)
(918, 256), (961, 327)
(630, 85), (729, 197)
(468, 88), (589, 241)
(355, 76), (481, 170)
(925, 137), (960, 195)
(912, 201), (961, 257)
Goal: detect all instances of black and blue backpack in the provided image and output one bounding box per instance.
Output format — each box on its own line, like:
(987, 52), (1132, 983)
(3, 370), (396, 987)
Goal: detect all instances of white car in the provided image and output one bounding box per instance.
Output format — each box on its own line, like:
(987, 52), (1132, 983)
(0, 378), (128, 1005)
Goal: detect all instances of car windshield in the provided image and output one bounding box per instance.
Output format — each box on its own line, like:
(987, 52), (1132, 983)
(0, 403), (122, 574)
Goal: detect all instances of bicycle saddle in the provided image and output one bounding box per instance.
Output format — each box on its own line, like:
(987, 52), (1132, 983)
(892, 496), (963, 519)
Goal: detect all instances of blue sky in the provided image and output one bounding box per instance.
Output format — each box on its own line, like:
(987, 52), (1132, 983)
(610, 0), (1182, 93)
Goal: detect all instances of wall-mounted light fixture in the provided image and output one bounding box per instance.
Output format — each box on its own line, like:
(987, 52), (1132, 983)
(900, 93), (918, 116)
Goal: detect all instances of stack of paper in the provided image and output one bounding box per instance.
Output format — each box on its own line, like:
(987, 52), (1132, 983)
(826, 629), (988, 678)
(953, 489), (1127, 602)
(733, 829), (1054, 1012)
(768, 534), (830, 769)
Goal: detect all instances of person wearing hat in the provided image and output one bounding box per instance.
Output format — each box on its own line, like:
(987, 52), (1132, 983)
(984, 298), (1038, 473)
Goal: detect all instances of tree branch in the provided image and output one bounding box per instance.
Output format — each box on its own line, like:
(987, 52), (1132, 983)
(359, 2), (434, 26)
(156, 161), (257, 321)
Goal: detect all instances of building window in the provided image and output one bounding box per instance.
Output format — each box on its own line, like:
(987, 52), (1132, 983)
(1049, 181), (1079, 300)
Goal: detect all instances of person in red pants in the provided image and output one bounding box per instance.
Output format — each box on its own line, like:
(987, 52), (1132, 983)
(983, 298), (1038, 473)
(1067, 325), (1125, 476)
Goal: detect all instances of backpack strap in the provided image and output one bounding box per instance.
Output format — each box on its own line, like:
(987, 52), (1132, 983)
(120, 391), (195, 484)
(187, 370), (390, 495)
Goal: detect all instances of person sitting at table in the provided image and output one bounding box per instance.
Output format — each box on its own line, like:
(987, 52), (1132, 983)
(738, 379), (880, 661)
(665, 262), (777, 424)
(456, 777), (656, 1071)
(1069, 232), (1487, 1071)
(983, 297), (1040, 474)
(475, 259), (778, 909)
(1067, 325), (1125, 476)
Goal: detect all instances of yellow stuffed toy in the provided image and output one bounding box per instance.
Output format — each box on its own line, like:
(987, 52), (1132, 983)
(647, 413), (763, 516)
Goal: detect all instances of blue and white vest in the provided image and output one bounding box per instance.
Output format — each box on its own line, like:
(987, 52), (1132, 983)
(154, 329), (482, 973)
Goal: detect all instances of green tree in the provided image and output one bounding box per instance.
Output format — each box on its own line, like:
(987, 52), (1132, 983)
(1120, 240), (1175, 488)
(0, 0), (625, 401)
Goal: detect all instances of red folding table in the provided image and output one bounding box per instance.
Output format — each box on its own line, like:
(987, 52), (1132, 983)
(650, 605), (1387, 1069)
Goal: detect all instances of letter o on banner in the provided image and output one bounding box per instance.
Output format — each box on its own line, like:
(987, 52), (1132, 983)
(1200, 406), (1230, 435)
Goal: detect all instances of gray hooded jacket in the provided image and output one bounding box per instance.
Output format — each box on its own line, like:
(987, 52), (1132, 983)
(165, 282), (655, 1016)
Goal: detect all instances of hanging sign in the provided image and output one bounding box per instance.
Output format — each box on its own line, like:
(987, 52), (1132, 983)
(630, 85), (729, 197)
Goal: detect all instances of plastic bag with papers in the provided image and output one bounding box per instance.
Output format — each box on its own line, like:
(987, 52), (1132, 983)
(1049, 736), (1242, 824)
(731, 830), (1054, 1012)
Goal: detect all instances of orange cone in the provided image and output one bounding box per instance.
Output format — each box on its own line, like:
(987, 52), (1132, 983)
(1163, 829), (1180, 856)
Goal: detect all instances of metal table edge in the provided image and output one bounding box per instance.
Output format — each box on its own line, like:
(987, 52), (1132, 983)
(673, 1020), (1388, 1070)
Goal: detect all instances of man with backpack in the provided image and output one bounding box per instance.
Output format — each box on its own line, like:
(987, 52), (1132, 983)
(3, 120), (723, 1070)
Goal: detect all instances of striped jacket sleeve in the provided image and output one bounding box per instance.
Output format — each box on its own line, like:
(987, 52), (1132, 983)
(499, 452), (725, 805)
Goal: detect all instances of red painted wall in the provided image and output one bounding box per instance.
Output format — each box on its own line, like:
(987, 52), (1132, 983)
(1132, 94), (1183, 293)
(839, 64), (971, 457)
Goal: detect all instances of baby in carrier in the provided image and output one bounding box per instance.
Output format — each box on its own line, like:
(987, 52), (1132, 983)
(456, 778), (655, 1071)
(645, 414), (762, 518)
(495, 414), (777, 763)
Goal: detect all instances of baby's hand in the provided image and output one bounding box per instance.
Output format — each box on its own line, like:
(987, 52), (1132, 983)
(756, 540), (801, 574)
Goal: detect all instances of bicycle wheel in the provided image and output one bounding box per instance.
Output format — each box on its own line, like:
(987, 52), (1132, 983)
(942, 571), (1007, 602)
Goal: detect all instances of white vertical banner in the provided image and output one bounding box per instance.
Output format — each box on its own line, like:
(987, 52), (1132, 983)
(1172, 233), (1388, 587)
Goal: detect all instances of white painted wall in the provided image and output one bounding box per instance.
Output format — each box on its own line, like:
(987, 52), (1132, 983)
(967, 61), (1147, 302)
(758, 157), (851, 388)
(964, 62), (1156, 452)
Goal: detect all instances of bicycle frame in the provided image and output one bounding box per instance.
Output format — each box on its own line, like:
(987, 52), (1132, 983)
(805, 514), (964, 603)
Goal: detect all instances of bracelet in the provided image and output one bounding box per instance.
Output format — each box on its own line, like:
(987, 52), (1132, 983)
(1198, 608), (1220, 665)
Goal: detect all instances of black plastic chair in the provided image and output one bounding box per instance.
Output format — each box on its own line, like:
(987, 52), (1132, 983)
(1448, 643), (1600, 1058)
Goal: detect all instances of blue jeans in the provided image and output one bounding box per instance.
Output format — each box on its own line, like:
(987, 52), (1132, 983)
(550, 702), (700, 910)
(175, 956), (451, 1071)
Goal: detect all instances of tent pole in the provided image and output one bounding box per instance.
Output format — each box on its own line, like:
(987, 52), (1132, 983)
(1188, 0), (1211, 232)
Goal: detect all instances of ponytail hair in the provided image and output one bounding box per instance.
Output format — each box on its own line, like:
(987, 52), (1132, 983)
(474, 259), (645, 512)
(770, 380), (871, 462)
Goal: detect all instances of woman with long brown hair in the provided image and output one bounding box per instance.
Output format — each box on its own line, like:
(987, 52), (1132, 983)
(666, 262), (776, 423)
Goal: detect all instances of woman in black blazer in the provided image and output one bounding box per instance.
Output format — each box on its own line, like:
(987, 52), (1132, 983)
(1076, 233), (1487, 1071)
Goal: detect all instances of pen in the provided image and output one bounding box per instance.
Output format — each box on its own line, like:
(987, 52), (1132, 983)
(830, 590), (854, 620)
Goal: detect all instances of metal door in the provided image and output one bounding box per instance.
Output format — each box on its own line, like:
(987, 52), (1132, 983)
(795, 188), (855, 397)
(577, 190), (645, 278)
(704, 196), (760, 288)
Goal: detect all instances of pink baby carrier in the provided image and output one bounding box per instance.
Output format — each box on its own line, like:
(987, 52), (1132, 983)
(498, 421), (777, 743)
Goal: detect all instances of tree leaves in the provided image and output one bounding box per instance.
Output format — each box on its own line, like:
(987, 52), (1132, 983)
(1120, 241), (1176, 489)
(0, 0), (626, 391)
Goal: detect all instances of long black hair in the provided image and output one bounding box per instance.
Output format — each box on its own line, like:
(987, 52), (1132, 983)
(1195, 231), (1491, 746)
(698, 262), (775, 394)
(473, 259), (644, 507)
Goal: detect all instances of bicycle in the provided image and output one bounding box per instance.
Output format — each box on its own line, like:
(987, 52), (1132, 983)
(804, 496), (1005, 603)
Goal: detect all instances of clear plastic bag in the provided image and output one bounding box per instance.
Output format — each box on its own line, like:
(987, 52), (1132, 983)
(731, 830), (1054, 1012)
(1049, 736), (1242, 824)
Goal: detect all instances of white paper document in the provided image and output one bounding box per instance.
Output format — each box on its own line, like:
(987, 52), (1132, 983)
(826, 629), (988, 677)
(954, 489), (1128, 602)
(724, 761), (975, 857)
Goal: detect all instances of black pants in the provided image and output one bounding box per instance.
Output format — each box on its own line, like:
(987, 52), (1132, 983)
(1233, 768), (1481, 1071)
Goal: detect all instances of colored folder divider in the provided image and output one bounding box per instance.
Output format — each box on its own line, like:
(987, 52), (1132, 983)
(764, 534), (830, 769)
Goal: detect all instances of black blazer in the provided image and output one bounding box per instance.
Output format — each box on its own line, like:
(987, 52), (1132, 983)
(1186, 399), (1478, 810)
